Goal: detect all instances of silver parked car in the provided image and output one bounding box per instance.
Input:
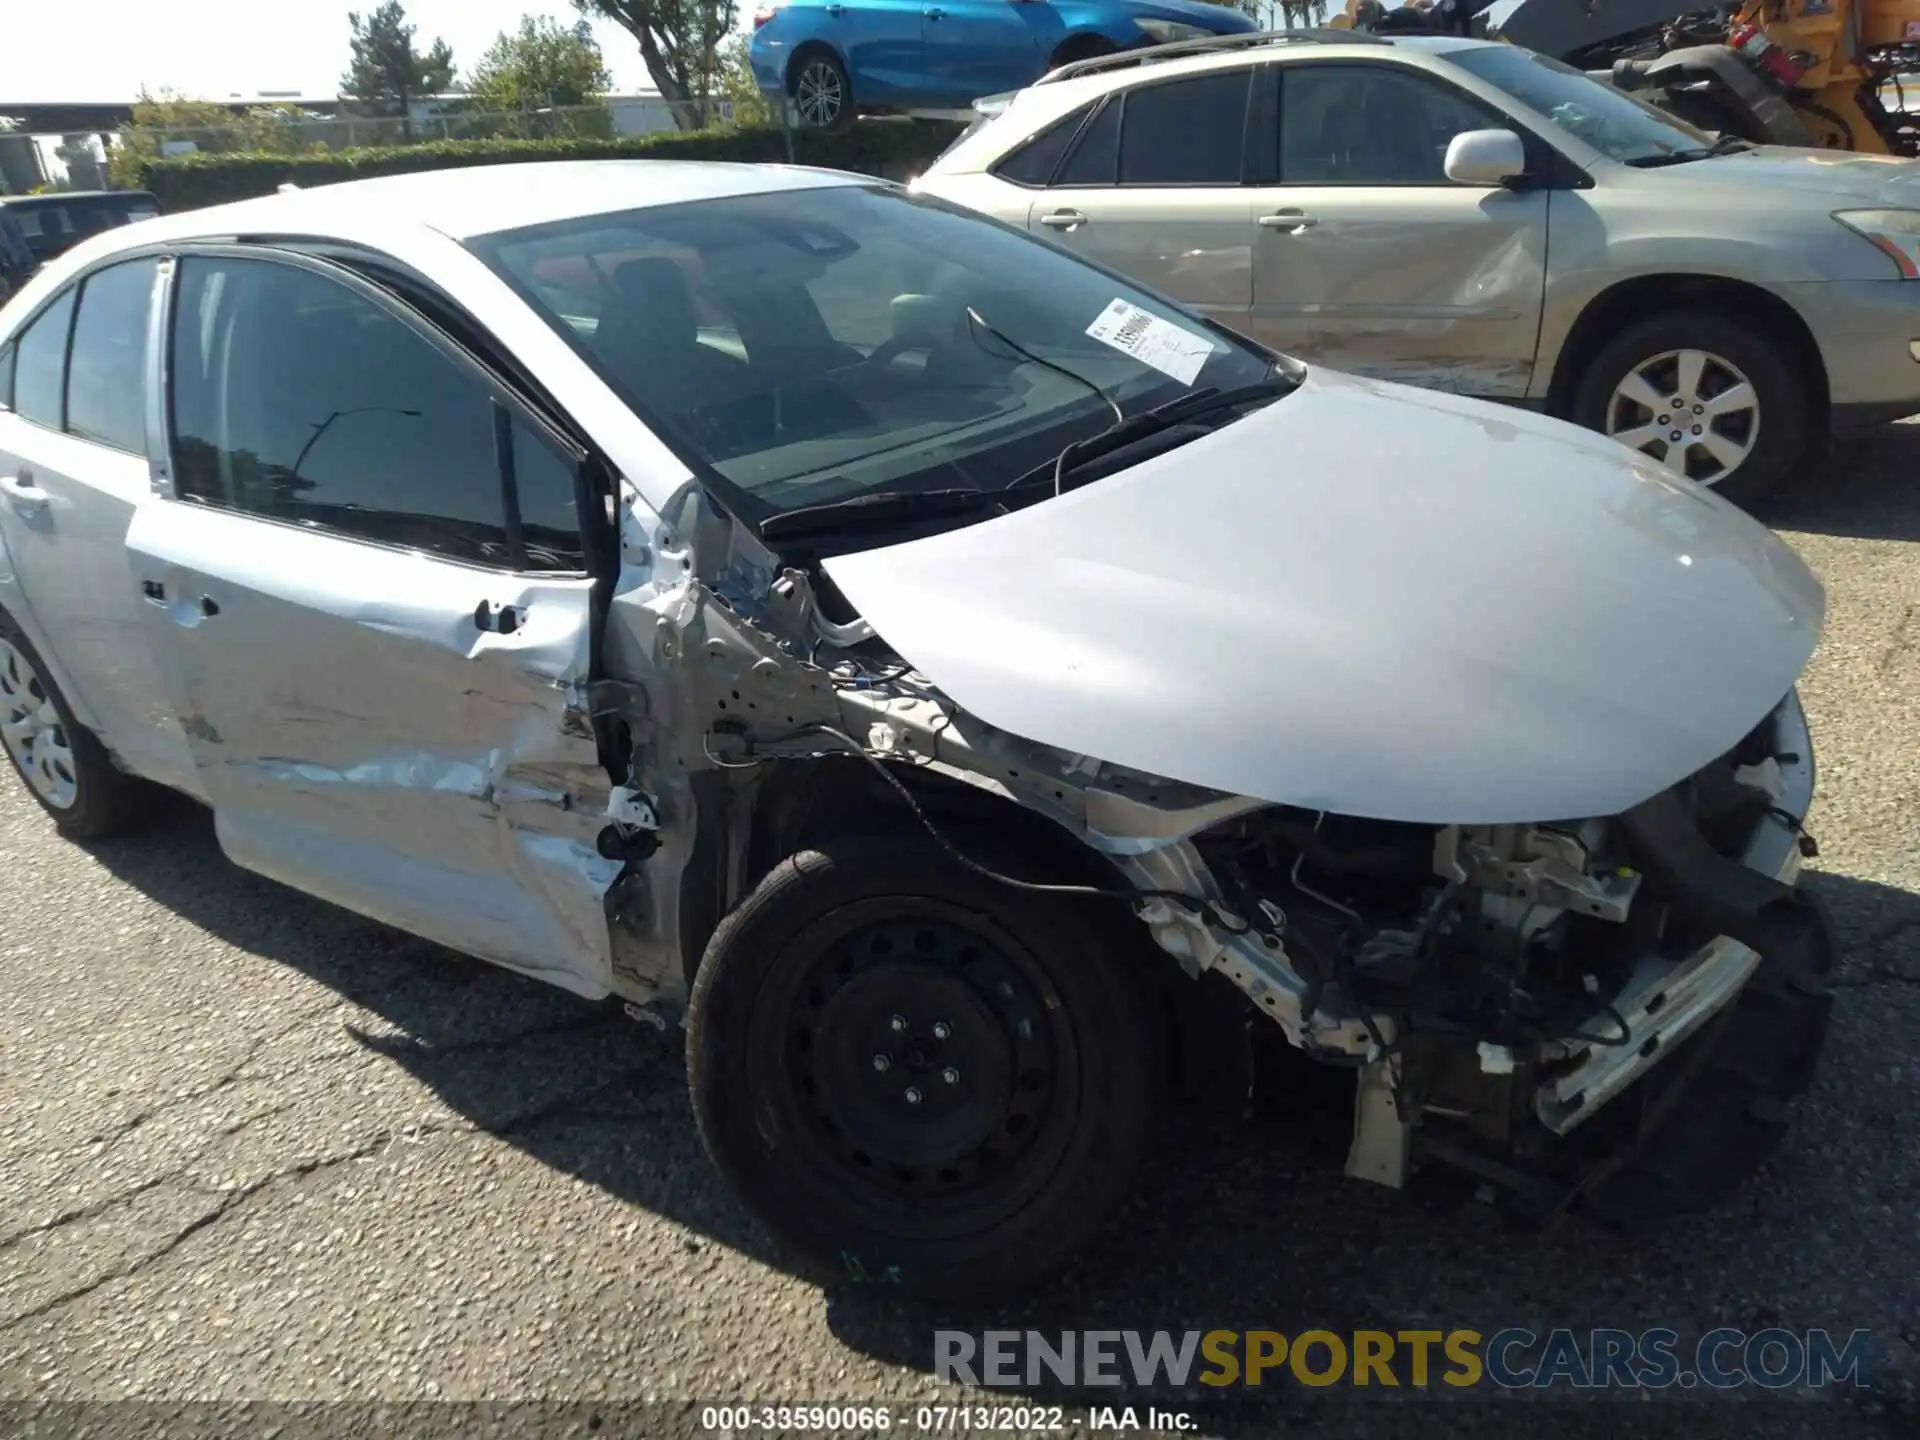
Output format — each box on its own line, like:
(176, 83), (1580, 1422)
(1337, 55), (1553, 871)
(916, 30), (1920, 503)
(0, 161), (1831, 1298)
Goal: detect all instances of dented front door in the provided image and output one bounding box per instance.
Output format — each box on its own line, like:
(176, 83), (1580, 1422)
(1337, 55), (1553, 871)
(124, 248), (620, 997)
(1247, 61), (1549, 398)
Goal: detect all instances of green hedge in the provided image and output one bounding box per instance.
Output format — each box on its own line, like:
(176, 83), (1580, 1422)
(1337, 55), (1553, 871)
(136, 121), (966, 212)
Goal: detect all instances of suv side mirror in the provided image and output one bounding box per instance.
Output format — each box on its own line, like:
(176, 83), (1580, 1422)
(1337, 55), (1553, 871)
(1444, 128), (1527, 186)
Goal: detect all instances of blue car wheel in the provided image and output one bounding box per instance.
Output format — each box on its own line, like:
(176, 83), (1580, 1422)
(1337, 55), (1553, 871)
(792, 48), (852, 130)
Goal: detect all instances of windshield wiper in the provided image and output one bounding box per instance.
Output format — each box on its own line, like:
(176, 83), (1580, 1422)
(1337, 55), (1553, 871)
(1626, 132), (1752, 167)
(1001, 375), (1298, 495)
(757, 372), (1297, 543)
(757, 485), (1004, 540)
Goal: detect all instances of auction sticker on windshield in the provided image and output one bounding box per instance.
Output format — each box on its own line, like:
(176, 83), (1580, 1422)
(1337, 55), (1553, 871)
(1086, 299), (1214, 386)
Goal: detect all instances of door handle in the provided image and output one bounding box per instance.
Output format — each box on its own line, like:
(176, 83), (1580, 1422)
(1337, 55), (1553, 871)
(474, 600), (523, 635)
(825, 3), (844, 13)
(142, 579), (219, 619)
(1259, 210), (1319, 232)
(1039, 209), (1088, 229)
(925, 6), (946, 17)
(0, 471), (48, 512)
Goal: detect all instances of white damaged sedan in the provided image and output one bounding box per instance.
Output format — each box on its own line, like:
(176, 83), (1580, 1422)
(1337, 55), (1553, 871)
(0, 161), (1832, 1298)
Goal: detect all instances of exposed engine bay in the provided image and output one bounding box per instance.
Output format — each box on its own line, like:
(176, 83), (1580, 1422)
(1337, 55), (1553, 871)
(597, 486), (1834, 1221)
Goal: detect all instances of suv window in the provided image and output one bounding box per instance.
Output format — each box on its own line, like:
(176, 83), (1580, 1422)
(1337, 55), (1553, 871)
(1055, 98), (1120, 185)
(12, 288), (76, 429)
(993, 106), (1093, 187)
(67, 259), (158, 454)
(0, 345), (14, 410)
(1282, 64), (1500, 185)
(1118, 71), (1251, 186)
(169, 255), (584, 571)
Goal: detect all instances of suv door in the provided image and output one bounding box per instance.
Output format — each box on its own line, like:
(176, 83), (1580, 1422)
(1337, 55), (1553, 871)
(0, 260), (198, 793)
(1248, 60), (1549, 397)
(126, 249), (621, 994)
(1023, 67), (1259, 328)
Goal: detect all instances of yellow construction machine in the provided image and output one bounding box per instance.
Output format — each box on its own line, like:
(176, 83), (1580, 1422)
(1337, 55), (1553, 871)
(1336, 0), (1920, 155)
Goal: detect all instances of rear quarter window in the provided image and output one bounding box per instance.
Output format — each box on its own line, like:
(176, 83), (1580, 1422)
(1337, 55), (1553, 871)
(991, 105), (1094, 187)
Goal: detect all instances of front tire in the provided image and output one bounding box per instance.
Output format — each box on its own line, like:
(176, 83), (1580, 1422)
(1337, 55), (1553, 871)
(1048, 36), (1116, 72)
(1570, 309), (1809, 507)
(0, 610), (144, 839)
(686, 835), (1155, 1299)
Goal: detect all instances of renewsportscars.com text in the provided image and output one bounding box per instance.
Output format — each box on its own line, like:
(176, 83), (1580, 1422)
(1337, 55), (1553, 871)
(935, 1327), (1871, 1391)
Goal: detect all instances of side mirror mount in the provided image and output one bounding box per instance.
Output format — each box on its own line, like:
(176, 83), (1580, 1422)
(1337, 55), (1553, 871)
(1444, 127), (1528, 186)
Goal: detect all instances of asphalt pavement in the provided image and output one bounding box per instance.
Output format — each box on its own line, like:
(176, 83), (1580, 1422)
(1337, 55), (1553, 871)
(0, 425), (1916, 1437)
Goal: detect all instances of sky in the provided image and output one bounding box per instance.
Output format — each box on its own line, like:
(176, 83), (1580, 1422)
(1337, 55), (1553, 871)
(0, 1), (671, 103)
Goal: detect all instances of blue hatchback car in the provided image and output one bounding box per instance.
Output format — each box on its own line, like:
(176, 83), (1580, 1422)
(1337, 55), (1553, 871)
(748, 0), (1257, 127)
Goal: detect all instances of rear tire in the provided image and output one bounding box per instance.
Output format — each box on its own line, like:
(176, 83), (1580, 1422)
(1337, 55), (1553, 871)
(1570, 308), (1810, 508)
(0, 610), (145, 840)
(789, 48), (852, 131)
(686, 834), (1155, 1299)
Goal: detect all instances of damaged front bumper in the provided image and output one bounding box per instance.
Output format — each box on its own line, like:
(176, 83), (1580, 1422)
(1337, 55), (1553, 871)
(1535, 688), (1817, 1135)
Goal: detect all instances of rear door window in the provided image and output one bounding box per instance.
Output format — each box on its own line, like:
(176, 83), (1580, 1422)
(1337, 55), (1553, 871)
(992, 105), (1094, 187)
(1117, 70), (1252, 186)
(12, 288), (76, 429)
(66, 258), (158, 454)
(1055, 98), (1120, 185)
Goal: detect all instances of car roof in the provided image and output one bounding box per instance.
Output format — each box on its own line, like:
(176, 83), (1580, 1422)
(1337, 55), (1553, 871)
(87, 160), (873, 252)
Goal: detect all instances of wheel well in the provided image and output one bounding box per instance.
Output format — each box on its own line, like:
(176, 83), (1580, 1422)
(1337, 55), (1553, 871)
(684, 757), (1139, 988)
(786, 41), (843, 93)
(1546, 274), (1829, 426)
(1048, 32), (1116, 69)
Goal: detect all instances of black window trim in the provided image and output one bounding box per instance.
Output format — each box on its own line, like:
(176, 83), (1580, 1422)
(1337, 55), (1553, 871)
(1265, 56), (1582, 190)
(159, 242), (593, 580)
(0, 341), (14, 412)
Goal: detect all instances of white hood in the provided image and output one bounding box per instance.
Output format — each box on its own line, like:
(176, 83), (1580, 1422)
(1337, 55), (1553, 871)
(822, 369), (1823, 826)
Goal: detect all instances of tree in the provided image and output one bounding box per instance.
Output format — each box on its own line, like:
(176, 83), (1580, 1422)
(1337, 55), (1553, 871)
(108, 90), (320, 190)
(715, 34), (773, 128)
(574, 0), (736, 130)
(468, 16), (613, 111)
(340, 2), (457, 140)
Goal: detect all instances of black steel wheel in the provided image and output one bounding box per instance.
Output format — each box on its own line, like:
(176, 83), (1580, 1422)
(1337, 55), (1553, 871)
(687, 835), (1154, 1298)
